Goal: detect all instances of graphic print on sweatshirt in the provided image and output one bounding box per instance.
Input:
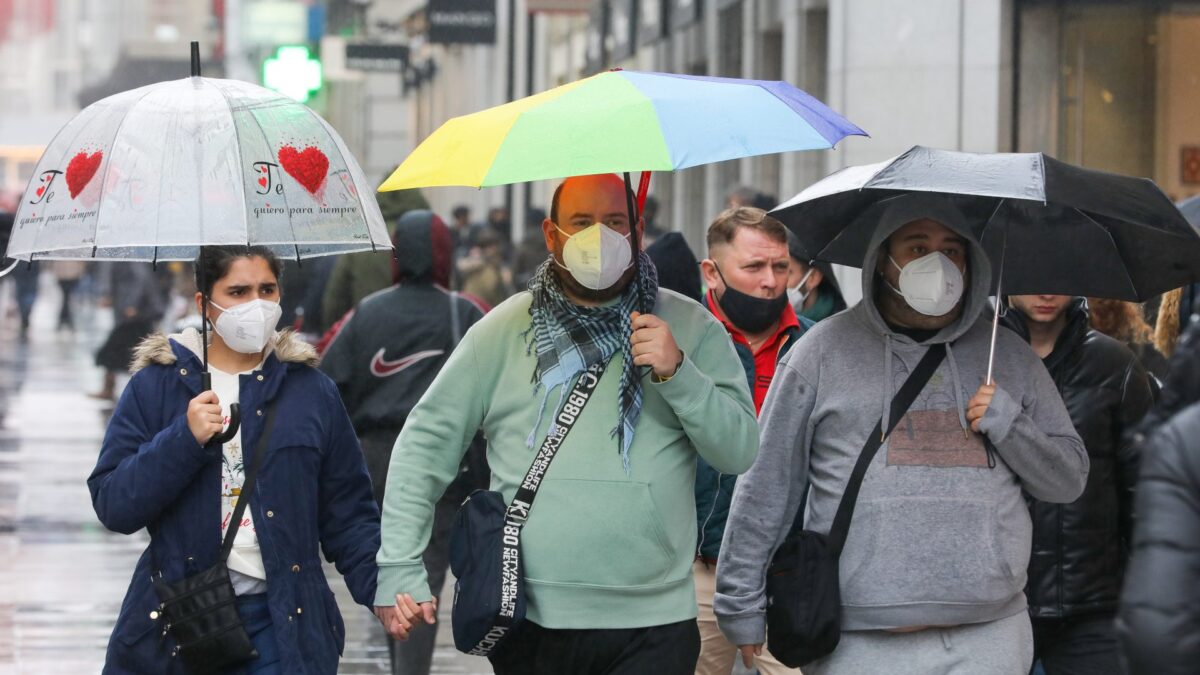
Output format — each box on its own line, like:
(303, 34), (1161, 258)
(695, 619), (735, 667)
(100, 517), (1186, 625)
(886, 370), (989, 468)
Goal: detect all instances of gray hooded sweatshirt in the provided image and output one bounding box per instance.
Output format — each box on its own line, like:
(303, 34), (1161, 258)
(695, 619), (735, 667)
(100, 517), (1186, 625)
(714, 194), (1088, 645)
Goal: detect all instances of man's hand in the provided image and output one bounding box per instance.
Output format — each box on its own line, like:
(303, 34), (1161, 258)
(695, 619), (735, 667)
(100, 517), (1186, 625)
(966, 382), (996, 433)
(186, 391), (224, 445)
(381, 593), (437, 641)
(630, 311), (683, 379)
(739, 644), (763, 668)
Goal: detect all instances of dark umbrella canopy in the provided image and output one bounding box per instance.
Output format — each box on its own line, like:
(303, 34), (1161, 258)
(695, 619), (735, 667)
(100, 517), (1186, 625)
(773, 146), (1200, 301)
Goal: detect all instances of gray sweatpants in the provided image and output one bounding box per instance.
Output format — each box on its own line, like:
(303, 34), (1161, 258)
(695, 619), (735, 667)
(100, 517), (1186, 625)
(805, 611), (1033, 675)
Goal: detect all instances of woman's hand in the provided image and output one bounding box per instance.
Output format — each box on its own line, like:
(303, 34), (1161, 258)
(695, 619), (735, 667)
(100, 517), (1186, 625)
(187, 390), (225, 445)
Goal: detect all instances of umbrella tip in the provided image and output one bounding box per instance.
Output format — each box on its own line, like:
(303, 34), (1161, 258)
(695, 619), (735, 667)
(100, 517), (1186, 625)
(190, 41), (201, 77)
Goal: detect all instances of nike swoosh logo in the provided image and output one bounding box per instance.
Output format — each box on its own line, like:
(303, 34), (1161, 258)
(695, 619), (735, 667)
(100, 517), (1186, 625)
(369, 348), (445, 378)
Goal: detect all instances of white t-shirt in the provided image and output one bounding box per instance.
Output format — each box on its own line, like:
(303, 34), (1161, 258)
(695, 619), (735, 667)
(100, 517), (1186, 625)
(210, 364), (269, 596)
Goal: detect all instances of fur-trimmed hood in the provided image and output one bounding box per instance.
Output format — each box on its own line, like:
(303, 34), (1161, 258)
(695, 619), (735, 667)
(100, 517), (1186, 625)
(130, 327), (318, 373)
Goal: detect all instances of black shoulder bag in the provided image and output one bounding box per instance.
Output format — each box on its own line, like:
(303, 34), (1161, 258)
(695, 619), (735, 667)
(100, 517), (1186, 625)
(152, 399), (279, 674)
(765, 343), (946, 668)
(448, 361), (606, 657)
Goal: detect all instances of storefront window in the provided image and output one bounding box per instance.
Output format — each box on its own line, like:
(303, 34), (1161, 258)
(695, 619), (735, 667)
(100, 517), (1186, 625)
(1018, 2), (1200, 201)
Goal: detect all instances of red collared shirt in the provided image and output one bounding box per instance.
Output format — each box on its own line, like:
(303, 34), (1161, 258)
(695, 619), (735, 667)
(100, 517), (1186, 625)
(707, 290), (800, 414)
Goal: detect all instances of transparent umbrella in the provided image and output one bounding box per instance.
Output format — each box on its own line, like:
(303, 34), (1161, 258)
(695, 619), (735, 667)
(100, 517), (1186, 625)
(2, 43), (391, 441)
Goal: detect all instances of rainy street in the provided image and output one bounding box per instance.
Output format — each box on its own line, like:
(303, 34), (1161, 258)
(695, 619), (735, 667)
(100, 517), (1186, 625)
(0, 276), (489, 674)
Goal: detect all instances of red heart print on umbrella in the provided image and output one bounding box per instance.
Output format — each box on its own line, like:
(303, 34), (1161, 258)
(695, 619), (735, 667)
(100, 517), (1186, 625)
(277, 145), (329, 195)
(66, 151), (103, 198)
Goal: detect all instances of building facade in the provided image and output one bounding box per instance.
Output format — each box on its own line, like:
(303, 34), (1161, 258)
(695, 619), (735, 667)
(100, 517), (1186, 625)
(373, 0), (1199, 299)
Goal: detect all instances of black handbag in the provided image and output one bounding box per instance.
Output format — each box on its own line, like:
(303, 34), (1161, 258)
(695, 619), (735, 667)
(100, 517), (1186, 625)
(449, 362), (606, 657)
(151, 400), (279, 674)
(765, 343), (946, 668)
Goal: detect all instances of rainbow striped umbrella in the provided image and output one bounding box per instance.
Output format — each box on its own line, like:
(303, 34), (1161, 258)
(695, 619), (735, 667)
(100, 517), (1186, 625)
(379, 70), (866, 191)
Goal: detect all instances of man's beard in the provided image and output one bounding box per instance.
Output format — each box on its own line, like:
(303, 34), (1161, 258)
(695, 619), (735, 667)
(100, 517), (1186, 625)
(552, 256), (637, 303)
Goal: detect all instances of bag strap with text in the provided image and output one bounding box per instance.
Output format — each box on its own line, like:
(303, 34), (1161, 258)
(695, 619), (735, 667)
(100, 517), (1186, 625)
(827, 343), (947, 555)
(494, 360), (607, 624)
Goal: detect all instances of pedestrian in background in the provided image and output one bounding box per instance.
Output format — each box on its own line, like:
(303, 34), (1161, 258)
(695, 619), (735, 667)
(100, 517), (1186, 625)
(89, 246), (383, 674)
(91, 262), (169, 400)
(1087, 297), (1168, 385)
(646, 231), (703, 304)
(458, 227), (513, 308)
(376, 174), (759, 674)
(320, 210), (489, 675)
(784, 229), (847, 323)
(320, 187), (428, 332)
(694, 207), (811, 675)
(51, 260), (87, 331)
(1004, 294), (1153, 675)
(717, 195), (1088, 675)
(1116, 398), (1200, 675)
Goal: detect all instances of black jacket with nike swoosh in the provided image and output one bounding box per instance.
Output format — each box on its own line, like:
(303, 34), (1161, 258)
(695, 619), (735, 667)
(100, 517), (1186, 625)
(320, 283), (486, 438)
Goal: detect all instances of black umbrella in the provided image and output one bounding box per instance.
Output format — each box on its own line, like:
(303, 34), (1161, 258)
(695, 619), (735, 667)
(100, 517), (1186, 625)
(772, 146), (1200, 381)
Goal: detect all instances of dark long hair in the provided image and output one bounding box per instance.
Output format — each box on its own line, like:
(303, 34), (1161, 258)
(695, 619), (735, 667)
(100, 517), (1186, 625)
(193, 246), (282, 296)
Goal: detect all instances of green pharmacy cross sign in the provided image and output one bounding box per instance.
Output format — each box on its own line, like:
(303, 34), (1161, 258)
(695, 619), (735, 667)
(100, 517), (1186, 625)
(263, 45), (323, 102)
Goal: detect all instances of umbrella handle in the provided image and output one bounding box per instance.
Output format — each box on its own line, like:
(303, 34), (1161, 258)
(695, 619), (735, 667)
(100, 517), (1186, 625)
(211, 403), (241, 446)
(200, 370), (242, 445)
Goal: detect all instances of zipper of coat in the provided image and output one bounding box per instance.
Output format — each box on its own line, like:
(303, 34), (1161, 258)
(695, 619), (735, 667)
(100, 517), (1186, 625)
(1056, 504), (1064, 613)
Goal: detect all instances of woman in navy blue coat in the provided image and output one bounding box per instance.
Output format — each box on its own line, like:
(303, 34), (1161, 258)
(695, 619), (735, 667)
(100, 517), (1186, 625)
(89, 246), (383, 674)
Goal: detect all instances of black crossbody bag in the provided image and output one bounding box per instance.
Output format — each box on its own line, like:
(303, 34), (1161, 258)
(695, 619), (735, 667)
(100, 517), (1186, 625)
(765, 344), (946, 668)
(152, 400), (279, 674)
(448, 361), (606, 657)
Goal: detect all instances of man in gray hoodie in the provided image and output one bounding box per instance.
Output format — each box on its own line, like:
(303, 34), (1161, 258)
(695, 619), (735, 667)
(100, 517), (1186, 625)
(715, 194), (1088, 674)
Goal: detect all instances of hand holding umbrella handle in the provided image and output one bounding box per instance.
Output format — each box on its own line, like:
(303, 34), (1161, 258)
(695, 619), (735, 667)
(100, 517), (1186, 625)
(200, 371), (241, 445)
(212, 403), (241, 445)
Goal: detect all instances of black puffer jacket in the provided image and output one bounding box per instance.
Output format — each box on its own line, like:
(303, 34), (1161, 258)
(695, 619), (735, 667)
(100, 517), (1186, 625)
(1117, 401), (1200, 674)
(1131, 313), (1200, 445)
(1003, 299), (1153, 619)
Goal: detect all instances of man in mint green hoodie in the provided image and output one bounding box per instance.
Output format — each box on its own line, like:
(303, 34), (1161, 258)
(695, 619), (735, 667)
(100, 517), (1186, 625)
(374, 173), (759, 674)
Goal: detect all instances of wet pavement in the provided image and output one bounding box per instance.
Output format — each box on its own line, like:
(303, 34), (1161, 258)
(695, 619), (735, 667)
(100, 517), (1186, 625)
(0, 273), (490, 674)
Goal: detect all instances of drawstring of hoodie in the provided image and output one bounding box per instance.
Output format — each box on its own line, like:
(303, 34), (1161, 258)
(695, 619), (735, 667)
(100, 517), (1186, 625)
(944, 343), (971, 439)
(881, 335), (894, 441)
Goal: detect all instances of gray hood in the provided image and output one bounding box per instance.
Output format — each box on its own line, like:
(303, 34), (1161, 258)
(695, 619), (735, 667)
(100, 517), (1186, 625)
(855, 193), (993, 346)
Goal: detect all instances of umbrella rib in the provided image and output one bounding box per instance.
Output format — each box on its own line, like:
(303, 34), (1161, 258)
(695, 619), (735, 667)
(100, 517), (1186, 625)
(1075, 208), (1139, 300)
(295, 104), (374, 254)
(90, 86), (161, 254)
(209, 81), (253, 255)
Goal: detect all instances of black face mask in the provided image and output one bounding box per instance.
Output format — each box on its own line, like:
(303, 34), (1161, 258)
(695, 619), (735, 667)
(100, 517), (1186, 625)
(713, 264), (788, 334)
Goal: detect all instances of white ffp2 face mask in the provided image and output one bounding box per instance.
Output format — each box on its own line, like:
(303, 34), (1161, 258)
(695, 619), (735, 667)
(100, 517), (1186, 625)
(888, 251), (964, 316)
(554, 222), (633, 290)
(787, 268), (816, 312)
(209, 298), (282, 354)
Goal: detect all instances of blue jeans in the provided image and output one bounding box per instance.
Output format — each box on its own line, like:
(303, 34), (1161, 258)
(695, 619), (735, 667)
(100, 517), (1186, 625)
(236, 593), (280, 675)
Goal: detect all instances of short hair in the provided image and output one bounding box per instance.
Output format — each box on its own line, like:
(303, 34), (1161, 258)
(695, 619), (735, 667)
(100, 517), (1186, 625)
(550, 179), (637, 224)
(452, 205), (470, 219)
(706, 206), (788, 254)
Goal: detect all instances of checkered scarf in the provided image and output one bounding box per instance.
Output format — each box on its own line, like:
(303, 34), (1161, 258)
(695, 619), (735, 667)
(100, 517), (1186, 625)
(522, 253), (658, 473)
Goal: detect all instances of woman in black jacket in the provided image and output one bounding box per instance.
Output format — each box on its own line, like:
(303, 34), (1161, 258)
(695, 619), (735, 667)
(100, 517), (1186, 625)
(1004, 296), (1154, 674)
(1117, 402), (1200, 674)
